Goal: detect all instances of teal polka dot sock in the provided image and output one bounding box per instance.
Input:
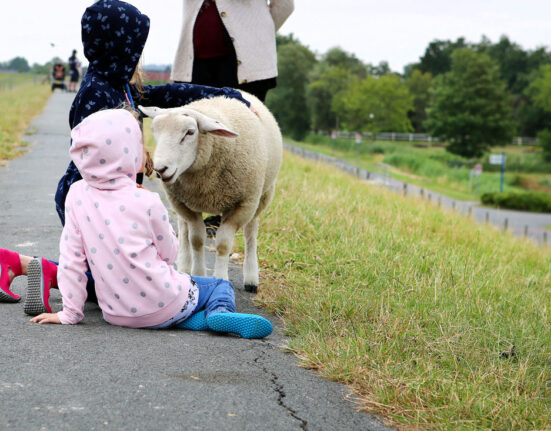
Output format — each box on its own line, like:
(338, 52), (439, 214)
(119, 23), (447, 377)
(207, 313), (273, 339)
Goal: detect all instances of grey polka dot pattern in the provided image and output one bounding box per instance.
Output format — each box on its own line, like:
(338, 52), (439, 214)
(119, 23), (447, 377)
(94, 202), (99, 208)
(132, 222), (138, 229)
(118, 237), (125, 244)
(114, 248), (120, 255)
(158, 302), (164, 308)
(120, 205), (126, 212)
(135, 192), (141, 198)
(107, 263), (113, 270)
(157, 235), (163, 241)
(164, 282), (170, 289)
(99, 233), (104, 240)
(130, 252), (137, 258)
(74, 251), (81, 257)
(106, 138), (112, 145)
(125, 127), (131, 134)
(131, 307), (137, 313)
(116, 166), (122, 171)
(87, 216), (91, 222)
(100, 158), (106, 164)
(115, 293), (120, 299)
(105, 219), (111, 225)
(178, 285), (182, 291)
(140, 291), (146, 297)
(68, 293), (73, 299)
(130, 263), (136, 269)
(162, 215), (167, 221)
(63, 264), (69, 269)
(91, 247), (97, 253)
(64, 234), (68, 241)
(146, 276), (152, 281)
(109, 179), (115, 185)
(78, 275), (83, 282)
(146, 239), (152, 246)
(77, 200), (82, 206)
(83, 147), (88, 154)
(108, 304), (113, 310)
(145, 262), (151, 268)
(124, 147), (129, 154)
(123, 277), (129, 284)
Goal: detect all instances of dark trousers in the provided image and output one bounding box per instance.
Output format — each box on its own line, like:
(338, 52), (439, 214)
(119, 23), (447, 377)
(188, 55), (276, 103)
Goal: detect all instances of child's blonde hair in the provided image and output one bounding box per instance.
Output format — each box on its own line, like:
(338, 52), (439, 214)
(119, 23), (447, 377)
(130, 57), (145, 94)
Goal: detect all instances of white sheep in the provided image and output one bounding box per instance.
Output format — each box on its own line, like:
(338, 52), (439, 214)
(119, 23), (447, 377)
(139, 92), (282, 292)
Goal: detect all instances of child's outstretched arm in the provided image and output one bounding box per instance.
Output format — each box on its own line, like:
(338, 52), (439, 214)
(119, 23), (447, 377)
(149, 196), (179, 265)
(136, 83), (251, 110)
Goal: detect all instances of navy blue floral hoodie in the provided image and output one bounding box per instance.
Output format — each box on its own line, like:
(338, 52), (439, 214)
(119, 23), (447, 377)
(55, 0), (249, 225)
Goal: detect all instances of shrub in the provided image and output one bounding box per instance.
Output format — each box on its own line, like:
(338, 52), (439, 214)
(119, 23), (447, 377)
(537, 129), (551, 162)
(481, 191), (551, 213)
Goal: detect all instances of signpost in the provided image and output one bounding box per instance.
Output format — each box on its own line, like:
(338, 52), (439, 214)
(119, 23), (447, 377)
(489, 152), (506, 192)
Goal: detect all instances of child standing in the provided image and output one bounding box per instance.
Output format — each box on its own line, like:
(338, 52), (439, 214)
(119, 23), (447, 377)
(0, 0), (257, 311)
(30, 108), (272, 339)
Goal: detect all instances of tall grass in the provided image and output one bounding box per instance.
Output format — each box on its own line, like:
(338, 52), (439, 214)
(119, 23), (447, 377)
(254, 151), (551, 429)
(0, 79), (50, 161)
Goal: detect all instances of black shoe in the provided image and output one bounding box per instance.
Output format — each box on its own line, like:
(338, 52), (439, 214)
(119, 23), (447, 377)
(204, 215), (221, 238)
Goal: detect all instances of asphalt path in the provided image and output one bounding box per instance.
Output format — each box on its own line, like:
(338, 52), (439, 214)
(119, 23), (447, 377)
(0, 92), (392, 431)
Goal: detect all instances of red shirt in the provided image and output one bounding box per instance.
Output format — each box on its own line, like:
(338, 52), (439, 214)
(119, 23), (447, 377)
(193, 0), (231, 59)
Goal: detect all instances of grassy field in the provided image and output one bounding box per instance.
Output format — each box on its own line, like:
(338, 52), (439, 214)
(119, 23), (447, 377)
(292, 134), (551, 202)
(249, 150), (551, 430)
(0, 76), (51, 162)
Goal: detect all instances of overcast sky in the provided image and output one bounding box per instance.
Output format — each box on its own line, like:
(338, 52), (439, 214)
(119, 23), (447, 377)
(1, 0), (551, 73)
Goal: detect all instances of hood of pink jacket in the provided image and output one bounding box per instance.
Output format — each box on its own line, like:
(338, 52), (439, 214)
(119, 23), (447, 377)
(70, 109), (143, 190)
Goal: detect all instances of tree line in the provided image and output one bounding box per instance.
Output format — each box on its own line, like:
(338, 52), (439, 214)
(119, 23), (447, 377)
(266, 35), (551, 159)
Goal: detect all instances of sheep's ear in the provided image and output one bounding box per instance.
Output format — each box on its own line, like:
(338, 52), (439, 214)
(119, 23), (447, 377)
(138, 105), (165, 118)
(180, 109), (238, 138)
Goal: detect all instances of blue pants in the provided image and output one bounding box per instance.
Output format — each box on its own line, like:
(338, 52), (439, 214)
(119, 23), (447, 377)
(192, 276), (236, 317)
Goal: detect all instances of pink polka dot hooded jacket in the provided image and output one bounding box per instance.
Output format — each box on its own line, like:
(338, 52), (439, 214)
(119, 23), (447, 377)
(57, 109), (192, 327)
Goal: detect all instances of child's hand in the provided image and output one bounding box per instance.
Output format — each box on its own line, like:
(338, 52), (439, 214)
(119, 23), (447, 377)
(30, 313), (61, 325)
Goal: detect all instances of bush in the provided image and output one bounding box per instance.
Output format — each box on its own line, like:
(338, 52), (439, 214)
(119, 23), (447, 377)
(537, 129), (551, 162)
(480, 191), (551, 213)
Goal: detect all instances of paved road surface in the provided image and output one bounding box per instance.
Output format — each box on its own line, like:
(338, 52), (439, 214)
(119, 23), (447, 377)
(0, 92), (392, 431)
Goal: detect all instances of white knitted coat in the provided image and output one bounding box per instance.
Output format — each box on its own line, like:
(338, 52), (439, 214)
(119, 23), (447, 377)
(171, 0), (294, 84)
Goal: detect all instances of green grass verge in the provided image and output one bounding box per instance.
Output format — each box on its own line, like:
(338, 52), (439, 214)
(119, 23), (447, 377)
(252, 151), (551, 430)
(0, 78), (51, 162)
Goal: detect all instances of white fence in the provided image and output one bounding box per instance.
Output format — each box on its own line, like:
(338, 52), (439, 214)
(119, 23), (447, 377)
(325, 131), (538, 146)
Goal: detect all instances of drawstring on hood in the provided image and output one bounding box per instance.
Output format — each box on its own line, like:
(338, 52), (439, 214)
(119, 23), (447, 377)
(70, 109), (143, 190)
(81, 0), (150, 86)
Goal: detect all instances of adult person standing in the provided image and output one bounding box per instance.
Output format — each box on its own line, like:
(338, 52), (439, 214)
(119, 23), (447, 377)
(67, 49), (81, 92)
(171, 0), (294, 102)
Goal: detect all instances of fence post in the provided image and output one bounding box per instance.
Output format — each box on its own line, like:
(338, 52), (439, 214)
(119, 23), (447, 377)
(544, 231), (548, 245)
(420, 188), (424, 198)
(452, 201), (456, 210)
(402, 183), (407, 196)
(468, 207), (472, 217)
(428, 193), (431, 202)
(485, 212), (489, 223)
(524, 225), (528, 237)
(437, 196), (441, 207)
(503, 218), (508, 231)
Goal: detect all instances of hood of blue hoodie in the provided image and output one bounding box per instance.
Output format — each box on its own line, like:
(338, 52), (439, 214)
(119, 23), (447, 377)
(81, 0), (150, 85)
(70, 109), (143, 190)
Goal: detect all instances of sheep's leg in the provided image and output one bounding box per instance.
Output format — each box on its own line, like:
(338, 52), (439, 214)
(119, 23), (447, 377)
(242, 185), (275, 292)
(213, 222), (236, 281)
(188, 213), (207, 276)
(176, 216), (192, 273)
(170, 198), (207, 276)
(214, 203), (257, 281)
(243, 216), (259, 292)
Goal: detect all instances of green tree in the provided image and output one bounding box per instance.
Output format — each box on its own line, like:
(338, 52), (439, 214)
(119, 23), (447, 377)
(307, 65), (353, 132)
(418, 38), (468, 76)
(323, 47), (367, 78)
(406, 69), (433, 132)
(266, 38), (316, 140)
(6, 56), (30, 72)
(426, 48), (513, 158)
(333, 74), (413, 134)
(527, 64), (551, 112)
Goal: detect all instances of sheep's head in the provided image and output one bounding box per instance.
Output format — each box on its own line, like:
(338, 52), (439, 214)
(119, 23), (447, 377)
(138, 105), (238, 184)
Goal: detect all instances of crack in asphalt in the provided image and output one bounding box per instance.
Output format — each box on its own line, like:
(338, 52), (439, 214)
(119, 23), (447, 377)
(253, 346), (308, 430)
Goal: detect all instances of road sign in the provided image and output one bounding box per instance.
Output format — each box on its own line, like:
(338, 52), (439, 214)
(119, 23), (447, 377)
(490, 154), (506, 165)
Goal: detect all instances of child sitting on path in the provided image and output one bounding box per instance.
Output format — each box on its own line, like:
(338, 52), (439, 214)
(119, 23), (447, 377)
(30, 108), (272, 339)
(0, 0), (258, 310)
